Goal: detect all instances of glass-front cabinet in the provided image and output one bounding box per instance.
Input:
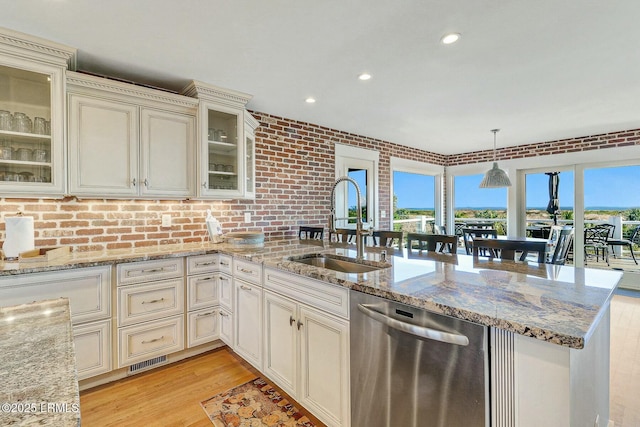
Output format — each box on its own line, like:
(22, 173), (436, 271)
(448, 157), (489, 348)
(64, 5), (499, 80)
(183, 81), (258, 199)
(0, 28), (75, 196)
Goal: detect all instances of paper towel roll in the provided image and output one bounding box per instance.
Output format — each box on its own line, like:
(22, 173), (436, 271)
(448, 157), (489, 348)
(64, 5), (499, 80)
(4, 216), (35, 258)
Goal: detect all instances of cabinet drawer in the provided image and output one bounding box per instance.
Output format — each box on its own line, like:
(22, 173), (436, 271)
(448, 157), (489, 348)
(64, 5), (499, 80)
(187, 274), (219, 311)
(117, 258), (184, 286)
(118, 278), (184, 326)
(187, 254), (218, 275)
(73, 319), (112, 380)
(0, 266), (111, 324)
(218, 254), (233, 275)
(264, 268), (349, 319)
(118, 315), (184, 367)
(187, 307), (220, 348)
(233, 258), (262, 285)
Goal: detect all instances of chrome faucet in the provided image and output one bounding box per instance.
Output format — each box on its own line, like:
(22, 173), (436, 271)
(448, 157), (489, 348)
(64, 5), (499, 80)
(329, 176), (371, 260)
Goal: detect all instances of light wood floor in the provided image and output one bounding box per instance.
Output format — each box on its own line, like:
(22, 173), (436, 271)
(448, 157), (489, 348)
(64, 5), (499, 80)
(80, 293), (640, 427)
(79, 347), (325, 427)
(610, 292), (640, 427)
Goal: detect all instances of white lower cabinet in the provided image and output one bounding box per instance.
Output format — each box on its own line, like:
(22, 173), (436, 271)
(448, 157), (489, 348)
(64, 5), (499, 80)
(0, 266), (113, 380)
(73, 319), (112, 380)
(263, 268), (351, 427)
(234, 278), (263, 370)
(219, 307), (233, 347)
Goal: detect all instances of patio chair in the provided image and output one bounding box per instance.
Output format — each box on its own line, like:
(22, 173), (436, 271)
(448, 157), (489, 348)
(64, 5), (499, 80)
(607, 225), (639, 265)
(472, 238), (546, 263)
(584, 225), (611, 266)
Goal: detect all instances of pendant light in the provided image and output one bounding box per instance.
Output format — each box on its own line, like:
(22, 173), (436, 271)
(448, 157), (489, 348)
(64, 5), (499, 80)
(479, 129), (512, 188)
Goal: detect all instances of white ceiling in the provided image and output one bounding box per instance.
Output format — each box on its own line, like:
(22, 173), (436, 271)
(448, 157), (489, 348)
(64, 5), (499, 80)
(2, 1), (640, 155)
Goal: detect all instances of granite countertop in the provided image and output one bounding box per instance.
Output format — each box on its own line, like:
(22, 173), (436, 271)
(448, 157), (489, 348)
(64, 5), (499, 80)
(0, 298), (80, 426)
(0, 237), (622, 349)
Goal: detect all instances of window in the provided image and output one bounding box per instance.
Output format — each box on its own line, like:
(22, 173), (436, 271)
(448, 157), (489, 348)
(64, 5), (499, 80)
(334, 144), (378, 229)
(393, 171), (435, 233)
(525, 171), (574, 235)
(454, 174), (507, 235)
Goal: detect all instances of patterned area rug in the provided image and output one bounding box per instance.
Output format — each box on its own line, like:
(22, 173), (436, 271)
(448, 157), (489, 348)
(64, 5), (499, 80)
(201, 377), (317, 427)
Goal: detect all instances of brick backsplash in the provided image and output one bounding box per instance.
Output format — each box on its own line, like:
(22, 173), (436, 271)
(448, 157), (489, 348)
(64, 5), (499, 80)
(1, 114), (638, 253)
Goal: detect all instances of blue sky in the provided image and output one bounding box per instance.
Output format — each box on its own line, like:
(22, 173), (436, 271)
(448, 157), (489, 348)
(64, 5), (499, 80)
(388, 166), (640, 209)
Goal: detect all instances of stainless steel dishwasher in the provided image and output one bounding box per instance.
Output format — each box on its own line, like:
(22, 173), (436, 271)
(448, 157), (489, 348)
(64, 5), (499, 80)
(350, 290), (489, 427)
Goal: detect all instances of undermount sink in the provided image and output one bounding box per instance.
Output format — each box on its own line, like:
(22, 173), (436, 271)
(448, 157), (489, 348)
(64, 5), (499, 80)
(289, 254), (390, 273)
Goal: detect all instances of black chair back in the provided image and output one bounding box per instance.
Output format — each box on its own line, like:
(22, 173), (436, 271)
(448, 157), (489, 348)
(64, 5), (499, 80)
(472, 238), (545, 263)
(407, 233), (457, 253)
(299, 226), (324, 240)
(462, 228), (498, 255)
(547, 227), (574, 265)
(373, 230), (403, 248)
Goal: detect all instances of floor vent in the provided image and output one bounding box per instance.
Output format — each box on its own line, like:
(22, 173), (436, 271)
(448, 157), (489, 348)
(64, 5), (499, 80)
(128, 355), (168, 375)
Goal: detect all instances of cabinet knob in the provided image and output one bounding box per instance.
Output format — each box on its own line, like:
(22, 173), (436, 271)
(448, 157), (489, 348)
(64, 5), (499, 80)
(202, 182), (207, 188)
(289, 316), (295, 326)
(132, 178), (137, 186)
(144, 178), (149, 187)
(297, 320), (303, 330)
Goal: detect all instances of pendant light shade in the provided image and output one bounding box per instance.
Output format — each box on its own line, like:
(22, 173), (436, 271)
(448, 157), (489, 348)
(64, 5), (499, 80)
(479, 129), (512, 188)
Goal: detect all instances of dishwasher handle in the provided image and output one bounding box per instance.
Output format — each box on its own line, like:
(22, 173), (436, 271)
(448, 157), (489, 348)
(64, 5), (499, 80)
(358, 303), (469, 346)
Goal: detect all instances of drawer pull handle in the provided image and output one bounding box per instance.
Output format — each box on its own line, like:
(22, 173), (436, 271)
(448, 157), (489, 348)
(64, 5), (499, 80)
(220, 277), (228, 282)
(142, 336), (164, 344)
(289, 316), (295, 326)
(297, 320), (303, 330)
(142, 268), (164, 273)
(240, 268), (253, 274)
(196, 277), (214, 282)
(220, 261), (229, 266)
(240, 285), (252, 291)
(141, 298), (165, 305)
(219, 312), (229, 318)
(196, 262), (214, 267)
(197, 311), (215, 317)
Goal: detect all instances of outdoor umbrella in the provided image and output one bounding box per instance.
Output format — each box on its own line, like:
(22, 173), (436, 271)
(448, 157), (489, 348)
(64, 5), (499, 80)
(545, 172), (560, 225)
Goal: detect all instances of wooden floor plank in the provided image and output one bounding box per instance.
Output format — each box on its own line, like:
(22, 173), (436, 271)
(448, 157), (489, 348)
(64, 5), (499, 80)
(80, 347), (325, 426)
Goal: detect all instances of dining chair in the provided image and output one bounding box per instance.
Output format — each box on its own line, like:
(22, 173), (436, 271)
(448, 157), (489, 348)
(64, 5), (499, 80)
(584, 225), (611, 265)
(607, 224), (639, 265)
(298, 226), (324, 240)
(373, 230), (403, 248)
(407, 233), (458, 253)
(472, 238), (546, 263)
(329, 228), (355, 243)
(546, 227), (574, 265)
(462, 228), (498, 255)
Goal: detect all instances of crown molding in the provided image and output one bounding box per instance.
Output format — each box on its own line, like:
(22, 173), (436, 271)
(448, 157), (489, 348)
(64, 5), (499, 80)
(181, 80), (252, 108)
(0, 26), (76, 69)
(67, 71), (199, 109)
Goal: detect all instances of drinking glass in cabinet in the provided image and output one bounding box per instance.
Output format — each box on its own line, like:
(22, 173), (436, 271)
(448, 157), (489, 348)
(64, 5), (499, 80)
(33, 117), (46, 135)
(15, 148), (32, 161)
(33, 149), (48, 163)
(0, 110), (12, 130)
(0, 146), (11, 160)
(12, 112), (32, 133)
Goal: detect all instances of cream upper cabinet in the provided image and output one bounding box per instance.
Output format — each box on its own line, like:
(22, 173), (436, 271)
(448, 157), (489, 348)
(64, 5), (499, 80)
(67, 71), (197, 198)
(0, 27), (76, 196)
(182, 81), (258, 199)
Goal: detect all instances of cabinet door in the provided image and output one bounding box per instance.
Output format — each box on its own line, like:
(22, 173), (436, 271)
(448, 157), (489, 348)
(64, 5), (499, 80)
(0, 61), (66, 195)
(68, 94), (138, 196)
(198, 102), (245, 199)
(187, 307), (220, 348)
(263, 290), (298, 398)
(73, 319), (112, 380)
(219, 307), (233, 347)
(299, 305), (350, 427)
(243, 113), (258, 199)
(233, 279), (262, 369)
(140, 108), (194, 197)
(219, 273), (233, 311)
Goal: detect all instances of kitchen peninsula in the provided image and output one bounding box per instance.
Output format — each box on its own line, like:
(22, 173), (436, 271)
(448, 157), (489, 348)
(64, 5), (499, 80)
(0, 238), (620, 427)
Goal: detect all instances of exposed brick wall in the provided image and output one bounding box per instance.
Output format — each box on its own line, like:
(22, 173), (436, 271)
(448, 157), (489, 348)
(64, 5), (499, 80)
(1, 117), (638, 253)
(0, 111), (445, 252)
(446, 128), (640, 166)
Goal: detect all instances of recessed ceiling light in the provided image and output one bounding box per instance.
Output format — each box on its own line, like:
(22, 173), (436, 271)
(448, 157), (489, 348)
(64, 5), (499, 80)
(305, 97), (316, 104)
(358, 73), (372, 81)
(441, 33), (461, 45)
